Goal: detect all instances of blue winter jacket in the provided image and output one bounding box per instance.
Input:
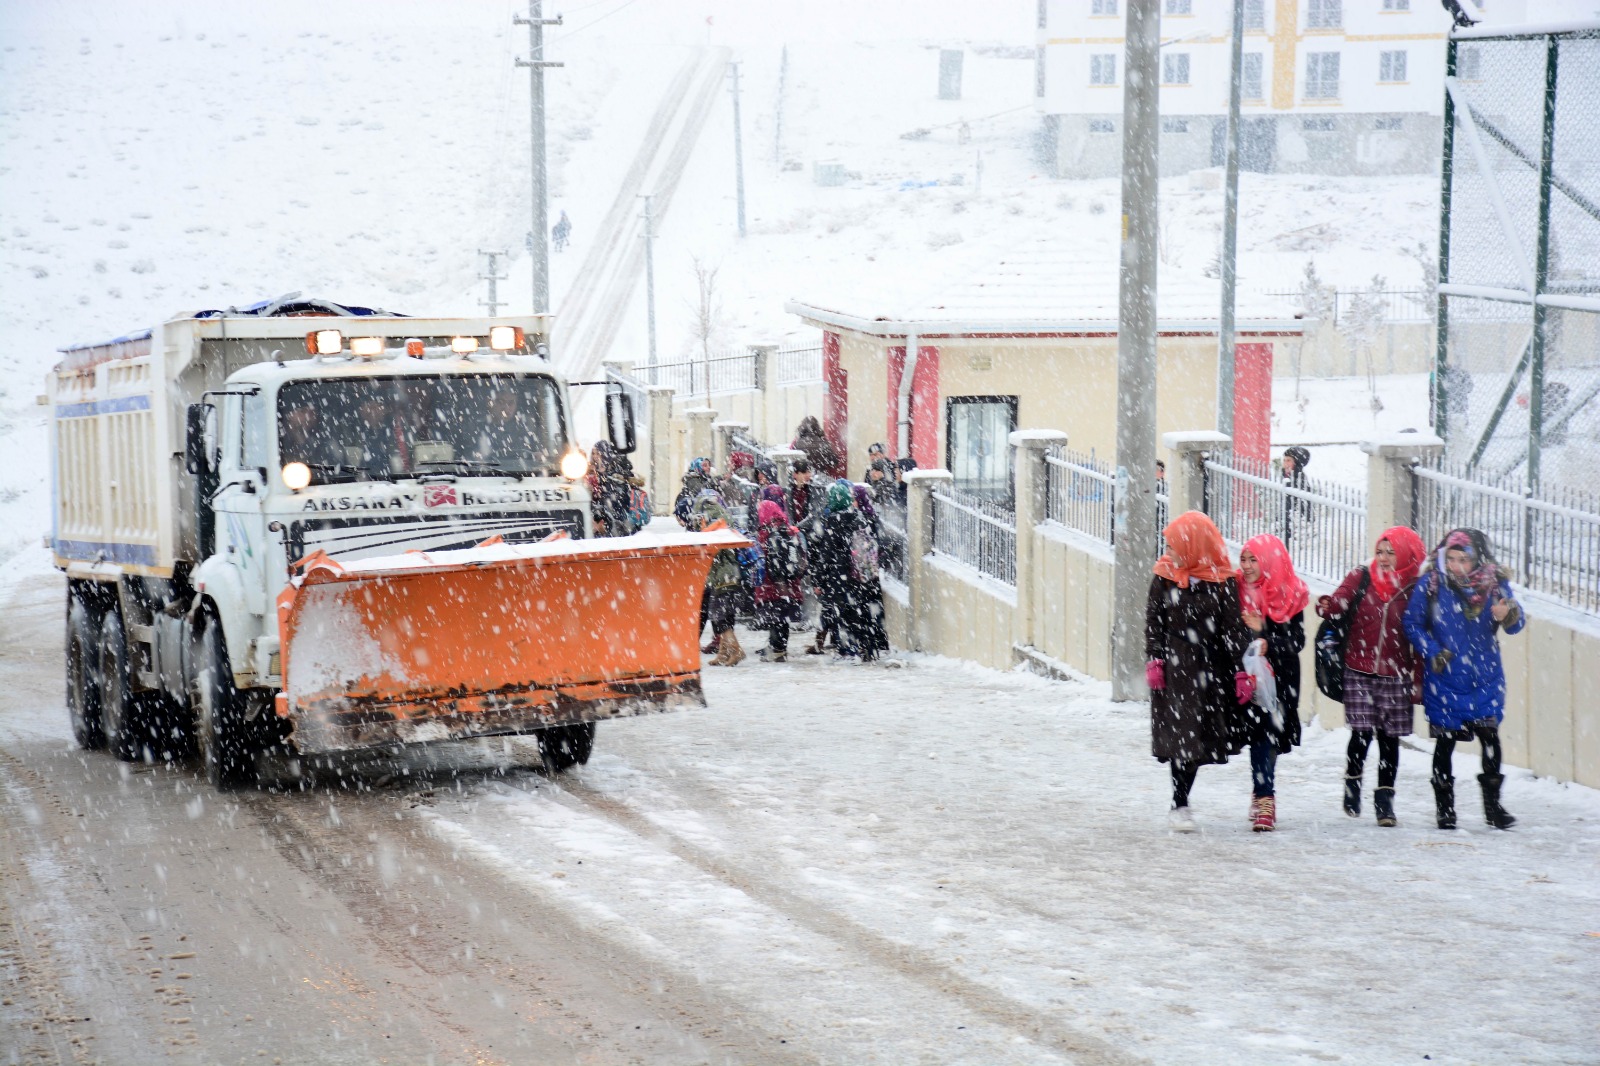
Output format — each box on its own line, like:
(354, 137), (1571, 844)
(1401, 572), (1525, 730)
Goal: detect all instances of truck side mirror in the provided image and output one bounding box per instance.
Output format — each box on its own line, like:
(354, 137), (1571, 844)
(605, 391), (636, 454)
(185, 403), (218, 475)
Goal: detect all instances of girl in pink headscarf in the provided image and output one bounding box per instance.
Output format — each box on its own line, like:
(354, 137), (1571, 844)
(1236, 533), (1309, 831)
(752, 500), (808, 661)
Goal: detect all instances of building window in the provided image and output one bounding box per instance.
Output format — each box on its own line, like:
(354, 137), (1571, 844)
(1305, 52), (1340, 98)
(1303, 116), (1337, 131)
(1165, 0), (1192, 14)
(1089, 118), (1116, 133)
(946, 397), (1018, 499)
(1375, 116), (1404, 130)
(1456, 45), (1482, 80)
(1382, 0), (1409, 9)
(1163, 52), (1191, 85)
(1092, 0), (1118, 14)
(1306, 0), (1342, 29)
(1244, 0), (1266, 29)
(1090, 54), (1117, 84)
(1241, 52), (1264, 98)
(1379, 50), (1407, 82)
(1162, 117), (1190, 133)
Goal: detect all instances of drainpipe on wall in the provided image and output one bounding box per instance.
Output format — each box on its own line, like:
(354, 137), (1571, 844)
(897, 331), (919, 462)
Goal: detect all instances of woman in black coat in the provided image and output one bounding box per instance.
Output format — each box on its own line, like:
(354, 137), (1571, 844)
(1145, 511), (1253, 831)
(1235, 534), (1308, 831)
(810, 483), (869, 659)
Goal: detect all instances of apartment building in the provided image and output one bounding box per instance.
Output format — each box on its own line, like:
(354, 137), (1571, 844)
(1034, 0), (1489, 178)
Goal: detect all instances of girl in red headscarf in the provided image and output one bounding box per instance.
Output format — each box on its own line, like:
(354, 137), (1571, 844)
(1315, 526), (1426, 827)
(1145, 512), (1253, 832)
(1236, 534), (1309, 831)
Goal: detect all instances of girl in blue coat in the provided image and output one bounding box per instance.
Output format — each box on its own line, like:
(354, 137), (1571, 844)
(1402, 529), (1525, 830)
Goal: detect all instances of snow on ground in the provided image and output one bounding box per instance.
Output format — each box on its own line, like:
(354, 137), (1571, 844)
(417, 631), (1600, 1065)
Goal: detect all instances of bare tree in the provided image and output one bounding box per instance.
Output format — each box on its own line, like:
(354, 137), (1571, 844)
(689, 258), (721, 407)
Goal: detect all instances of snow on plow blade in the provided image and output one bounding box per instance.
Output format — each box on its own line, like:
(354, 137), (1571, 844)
(274, 528), (749, 754)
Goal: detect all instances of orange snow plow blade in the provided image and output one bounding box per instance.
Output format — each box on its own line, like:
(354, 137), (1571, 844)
(274, 529), (748, 754)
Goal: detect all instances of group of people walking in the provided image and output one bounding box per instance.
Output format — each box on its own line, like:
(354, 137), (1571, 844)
(1146, 510), (1524, 833)
(674, 447), (892, 667)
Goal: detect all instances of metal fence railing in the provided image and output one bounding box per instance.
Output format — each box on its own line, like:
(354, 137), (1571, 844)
(776, 343), (823, 385)
(1044, 446), (1168, 553)
(1201, 451), (1367, 586)
(1264, 287), (1432, 326)
(1412, 458), (1600, 615)
(643, 352), (756, 395)
(931, 486), (1016, 586)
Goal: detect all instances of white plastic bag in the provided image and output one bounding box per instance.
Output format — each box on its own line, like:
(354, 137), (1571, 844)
(1242, 641), (1281, 731)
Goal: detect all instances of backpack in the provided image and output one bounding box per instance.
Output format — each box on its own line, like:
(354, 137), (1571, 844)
(1313, 566), (1369, 703)
(627, 486), (651, 533)
(764, 525), (804, 581)
(848, 525), (880, 583)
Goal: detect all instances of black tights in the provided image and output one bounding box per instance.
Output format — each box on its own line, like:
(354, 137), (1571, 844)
(1171, 761), (1200, 809)
(1346, 730), (1400, 789)
(1433, 725), (1502, 782)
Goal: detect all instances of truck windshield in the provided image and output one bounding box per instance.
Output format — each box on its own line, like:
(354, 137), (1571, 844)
(277, 374), (567, 484)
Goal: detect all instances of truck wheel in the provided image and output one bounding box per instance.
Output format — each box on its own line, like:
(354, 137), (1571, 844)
(537, 723), (595, 773)
(194, 616), (257, 789)
(99, 610), (149, 762)
(66, 595), (105, 751)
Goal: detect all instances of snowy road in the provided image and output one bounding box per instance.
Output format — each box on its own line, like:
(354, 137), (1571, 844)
(3, 564), (1598, 1065)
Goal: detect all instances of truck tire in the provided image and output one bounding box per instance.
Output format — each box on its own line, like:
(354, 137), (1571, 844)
(537, 723), (594, 773)
(99, 610), (148, 762)
(66, 595), (105, 751)
(194, 615), (257, 789)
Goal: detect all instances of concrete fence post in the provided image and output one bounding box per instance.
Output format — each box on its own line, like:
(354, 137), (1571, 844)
(1361, 433), (1445, 536)
(713, 420), (749, 474)
(1010, 429), (1068, 652)
(768, 447), (805, 486)
(903, 468), (953, 653)
(646, 385), (674, 514)
(1161, 430), (1232, 518)
(685, 408), (716, 469)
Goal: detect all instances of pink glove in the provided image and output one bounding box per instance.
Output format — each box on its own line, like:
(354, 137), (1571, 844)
(1145, 659), (1165, 691)
(1235, 670), (1256, 705)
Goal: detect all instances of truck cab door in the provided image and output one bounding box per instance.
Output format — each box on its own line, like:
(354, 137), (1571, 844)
(212, 393), (270, 617)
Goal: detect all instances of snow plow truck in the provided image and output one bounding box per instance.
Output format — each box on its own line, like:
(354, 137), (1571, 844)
(48, 296), (744, 787)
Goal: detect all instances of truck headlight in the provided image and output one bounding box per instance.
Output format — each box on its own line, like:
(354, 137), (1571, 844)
(560, 450), (588, 481)
(281, 462), (312, 491)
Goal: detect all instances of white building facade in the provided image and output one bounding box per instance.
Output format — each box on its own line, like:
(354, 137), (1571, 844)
(1034, 0), (1484, 178)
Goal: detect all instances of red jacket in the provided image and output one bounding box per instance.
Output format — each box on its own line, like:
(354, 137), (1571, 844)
(1319, 566), (1423, 682)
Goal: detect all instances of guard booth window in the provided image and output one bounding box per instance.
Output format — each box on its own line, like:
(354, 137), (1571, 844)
(945, 396), (1017, 501)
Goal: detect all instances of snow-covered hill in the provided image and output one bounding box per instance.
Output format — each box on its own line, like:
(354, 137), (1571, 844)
(0, 0), (1458, 570)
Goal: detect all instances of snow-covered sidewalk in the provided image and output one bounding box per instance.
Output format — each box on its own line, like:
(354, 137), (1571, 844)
(422, 630), (1600, 1065)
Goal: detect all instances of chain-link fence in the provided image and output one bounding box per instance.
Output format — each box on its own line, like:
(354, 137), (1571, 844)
(1437, 27), (1600, 491)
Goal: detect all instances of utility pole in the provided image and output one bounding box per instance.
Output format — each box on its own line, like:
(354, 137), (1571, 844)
(478, 250), (508, 317)
(774, 45), (788, 168)
(1216, 0), (1244, 438)
(1111, 0), (1161, 702)
(640, 194), (658, 376)
(514, 1), (563, 314)
(729, 61), (747, 237)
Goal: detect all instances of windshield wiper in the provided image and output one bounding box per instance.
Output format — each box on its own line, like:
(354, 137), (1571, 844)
(412, 459), (528, 481)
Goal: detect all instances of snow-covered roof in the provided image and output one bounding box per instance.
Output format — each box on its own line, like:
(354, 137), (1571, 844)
(787, 244), (1303, 337)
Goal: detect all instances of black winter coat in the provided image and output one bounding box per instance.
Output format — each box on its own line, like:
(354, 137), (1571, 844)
(1145, 575), (1252, 766)
(1247, 612), (1304, 752)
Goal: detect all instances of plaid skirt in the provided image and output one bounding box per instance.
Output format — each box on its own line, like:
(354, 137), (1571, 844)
(1342, 670), (1414, 736)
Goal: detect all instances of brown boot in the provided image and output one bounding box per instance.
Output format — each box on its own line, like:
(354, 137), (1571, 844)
(721, 630), (746, 666)
(710, 632), (732, 666)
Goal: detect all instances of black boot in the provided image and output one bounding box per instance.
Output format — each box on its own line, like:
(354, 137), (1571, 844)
(1342, 776), (1362, 818)
(1432, 773), (1456, 830)
(1479, 773), (1517, 830)
(1373, 786), (1397, 828)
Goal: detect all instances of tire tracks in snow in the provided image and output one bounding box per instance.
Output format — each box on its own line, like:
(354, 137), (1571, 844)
(552, 776), (1147, 1066)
